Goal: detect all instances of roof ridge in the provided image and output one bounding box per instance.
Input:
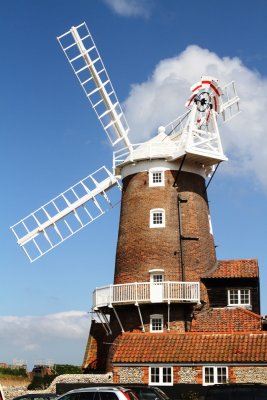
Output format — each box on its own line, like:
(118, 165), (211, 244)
(121, 331), (267, 337)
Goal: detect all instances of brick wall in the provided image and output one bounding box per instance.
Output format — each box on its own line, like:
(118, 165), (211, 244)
(109, 304), (188, 334)
(114, 169), (216, 287)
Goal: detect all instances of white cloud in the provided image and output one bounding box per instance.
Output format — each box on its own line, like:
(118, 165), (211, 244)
(124, 45), (267, 190)
(102, 0), (151, 18)
(0, 311), (90, 369)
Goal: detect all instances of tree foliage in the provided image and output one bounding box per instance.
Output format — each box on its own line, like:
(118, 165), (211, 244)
(27, 364), (82, 390)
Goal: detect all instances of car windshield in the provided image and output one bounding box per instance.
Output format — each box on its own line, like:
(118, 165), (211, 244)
(153, 388), (169, 400)
(130, 388), (169, 400)
(124, 391), (139, 400)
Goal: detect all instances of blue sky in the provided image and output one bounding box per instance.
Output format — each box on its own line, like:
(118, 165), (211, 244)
(1, 0), (267, 370)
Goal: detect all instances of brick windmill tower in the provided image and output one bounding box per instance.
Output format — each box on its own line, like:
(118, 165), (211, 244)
(81, 71), (240, 373)
(14, 24), (266, 389)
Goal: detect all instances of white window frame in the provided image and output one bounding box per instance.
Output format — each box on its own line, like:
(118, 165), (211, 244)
(150, 208), (165, 228)
(203, 366), (228, 386)
(227, 288), (251, 307)
(149, 169), (165, 187)
(149, 366), (173, 385)
(149, 270), (164, 283)
(150, 314), (164, 332)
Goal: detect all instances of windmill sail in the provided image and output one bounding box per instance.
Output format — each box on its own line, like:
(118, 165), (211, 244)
(11, 166), (121, 262)
(57, 22), (132, 152)
(221, 81), (240, 122)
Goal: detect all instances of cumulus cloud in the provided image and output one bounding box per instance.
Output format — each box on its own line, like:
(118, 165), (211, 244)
(124, 45), (267, 190)
(0, 311), (90, 369)
(102, 0), (151, 18)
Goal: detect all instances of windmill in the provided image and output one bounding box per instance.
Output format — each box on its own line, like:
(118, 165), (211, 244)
(10, 22), (240, 263)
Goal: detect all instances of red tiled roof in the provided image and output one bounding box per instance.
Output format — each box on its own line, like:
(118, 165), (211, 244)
(112, 332), (267, 363)
(191, 307), (262, 332)
(202, 259), (258, 279)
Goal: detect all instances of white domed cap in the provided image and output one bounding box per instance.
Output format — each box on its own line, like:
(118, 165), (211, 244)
(158, 126), (166, 134)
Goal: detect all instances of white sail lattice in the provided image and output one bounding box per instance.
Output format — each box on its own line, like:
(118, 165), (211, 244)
(11, 166), (121, 262)
(57, 22), (132, 151)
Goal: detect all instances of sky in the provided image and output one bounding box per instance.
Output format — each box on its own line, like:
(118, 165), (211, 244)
(1, 0), (267, 371)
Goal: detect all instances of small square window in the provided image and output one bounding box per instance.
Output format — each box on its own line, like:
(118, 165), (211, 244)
(153, 172), (162, 184)
(152, 274), (164, 283)
(153, 212), (163, 224)
(149, 170), (165, 187)
(150, 209), (165, 228)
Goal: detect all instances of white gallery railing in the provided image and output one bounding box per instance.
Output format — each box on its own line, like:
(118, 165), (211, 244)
(93, 281), (200, 309)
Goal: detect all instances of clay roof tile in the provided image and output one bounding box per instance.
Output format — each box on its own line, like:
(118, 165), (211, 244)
(112, 332), (267, 364)
(202, 259), (259, 279)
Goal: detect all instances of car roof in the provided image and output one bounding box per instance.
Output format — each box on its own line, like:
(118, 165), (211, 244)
(14, 395), (56, 399)
(61, 387), (132, 395)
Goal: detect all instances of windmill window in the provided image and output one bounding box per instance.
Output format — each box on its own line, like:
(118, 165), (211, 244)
(203, 366), (228, 385)
(149, 366), (173, 385)
(227, 288), (251, 307)
(149, 170), (165, 187)
(149, 269), (165, 282)
(150, 314), (163, 332)
(150, 209), (165, 228)
(151, 274), (164, 283)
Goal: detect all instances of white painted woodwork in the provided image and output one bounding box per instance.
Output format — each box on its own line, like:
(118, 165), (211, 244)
(93, 281), (200, 309)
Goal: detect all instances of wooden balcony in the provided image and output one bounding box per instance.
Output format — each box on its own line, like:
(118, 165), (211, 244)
(93, 281), (200, 309)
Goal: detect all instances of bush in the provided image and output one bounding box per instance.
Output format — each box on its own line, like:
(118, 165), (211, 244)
(28, 375), (56, 390)
(0, 367), (27, 378)
(53, 364), (82, 375)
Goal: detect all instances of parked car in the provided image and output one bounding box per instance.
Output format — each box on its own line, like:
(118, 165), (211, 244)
(56, 387), (139, 400)
(13, 394), (58, 400)
(124, 386), (170, 400)
(204, 383), (267, 400)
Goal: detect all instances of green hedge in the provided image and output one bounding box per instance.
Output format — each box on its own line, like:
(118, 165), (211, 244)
(54, 364), (82, 375)
(0, 367), (27, 378)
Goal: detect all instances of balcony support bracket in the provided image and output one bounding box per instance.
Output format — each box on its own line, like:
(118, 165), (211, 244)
(167, 302), (170, 332)
(112, 306), (124, 333)
(135, 302), (145, 332)
(96, 309), (112, 336)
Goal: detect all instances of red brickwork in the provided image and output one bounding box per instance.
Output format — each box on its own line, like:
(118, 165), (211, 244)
(112, 367), (119, 384)
(82, 320), (110, 371)
(114, 170), (216, 285)
(109, 304), (187, 334)
(195, 366), (203, 385)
